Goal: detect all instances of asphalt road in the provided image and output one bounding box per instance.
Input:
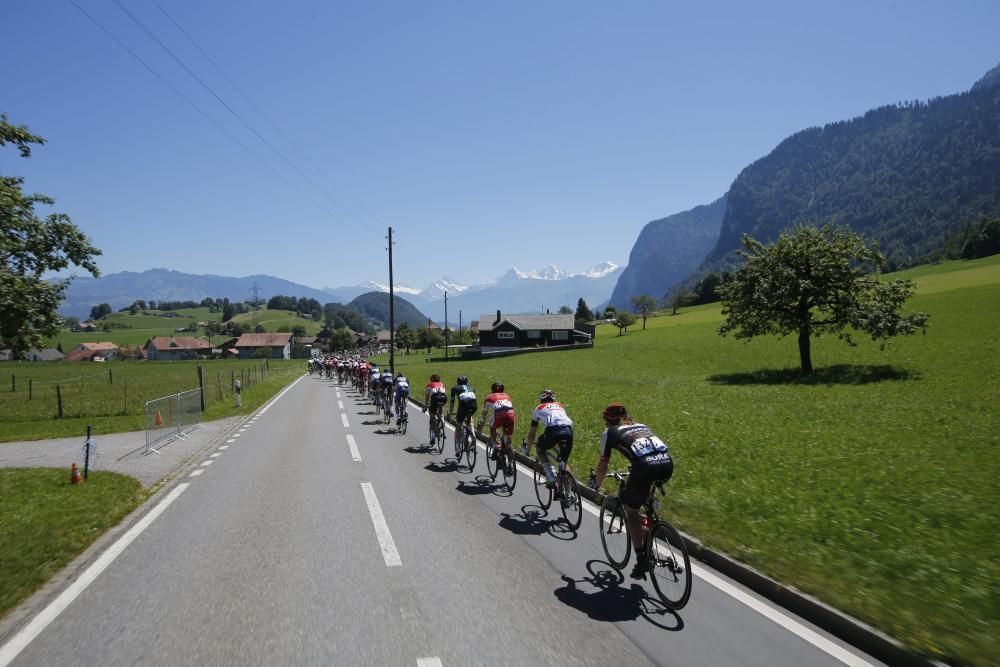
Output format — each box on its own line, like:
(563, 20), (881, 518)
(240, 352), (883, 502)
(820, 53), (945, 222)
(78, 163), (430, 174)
(1, 375), (884, 666)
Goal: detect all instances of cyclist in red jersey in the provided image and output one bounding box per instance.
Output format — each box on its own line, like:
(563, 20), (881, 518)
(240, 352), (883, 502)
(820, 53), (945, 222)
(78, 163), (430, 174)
(477, 382), (515, 459)
(423, 373), (448, 446)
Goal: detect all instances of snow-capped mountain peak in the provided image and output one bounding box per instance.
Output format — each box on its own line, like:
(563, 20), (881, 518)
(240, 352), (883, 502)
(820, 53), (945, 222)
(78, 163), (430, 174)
(581, 261), (620, 278)
(356, 280), (421, 296)
(420, 277), (469, 299)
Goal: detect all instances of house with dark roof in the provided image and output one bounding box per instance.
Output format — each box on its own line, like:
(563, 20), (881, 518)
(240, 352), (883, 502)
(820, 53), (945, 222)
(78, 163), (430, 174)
(476, 310), (591, 351)
(28, 348), (65, 362)
(144, 336), (211, 361)
(235, 333), (292, 359)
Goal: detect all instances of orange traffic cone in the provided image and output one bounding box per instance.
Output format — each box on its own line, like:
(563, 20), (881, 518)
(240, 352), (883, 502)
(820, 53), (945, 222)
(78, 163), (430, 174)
(154, 410), (164, 427)
(70, 463), (82, 484)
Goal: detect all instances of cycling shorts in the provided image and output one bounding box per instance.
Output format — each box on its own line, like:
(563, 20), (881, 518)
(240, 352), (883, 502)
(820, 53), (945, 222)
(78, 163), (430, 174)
(621, 457), (674, 510)
(395, 386), (410, 402)
(491, 409), (516, 437)
(537, 425), (573, 459)
(455, 402), (477, 425)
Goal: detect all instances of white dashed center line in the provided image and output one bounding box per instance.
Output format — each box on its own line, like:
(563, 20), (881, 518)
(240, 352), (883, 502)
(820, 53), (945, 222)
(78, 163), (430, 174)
(347, 435), (361, 461)
(360, 482), (401, 567)
(341, 413), (350, 428)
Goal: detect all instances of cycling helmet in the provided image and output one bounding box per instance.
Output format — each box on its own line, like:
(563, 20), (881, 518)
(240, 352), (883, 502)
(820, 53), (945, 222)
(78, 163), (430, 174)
(491, 382), (504, 393)
(457, 375), (468, 384)
(538, 389), (556, 403)
(430, 373), (441, 382)
(602, 403), (628, 422)
(397, 372), (404, 378)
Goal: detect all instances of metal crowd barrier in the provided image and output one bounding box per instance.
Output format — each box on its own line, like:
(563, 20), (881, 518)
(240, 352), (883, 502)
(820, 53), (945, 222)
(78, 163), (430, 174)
(143, 388), (204, 454)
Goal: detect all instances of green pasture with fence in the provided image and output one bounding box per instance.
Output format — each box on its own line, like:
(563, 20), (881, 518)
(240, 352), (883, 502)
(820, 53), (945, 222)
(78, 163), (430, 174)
(0, 359), (304, 442)
(375, 255), (999, 666)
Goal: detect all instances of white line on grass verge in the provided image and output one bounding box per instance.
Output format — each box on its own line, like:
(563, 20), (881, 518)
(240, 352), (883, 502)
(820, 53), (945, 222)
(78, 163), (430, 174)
(360, 482), (401, 567)
(347, 435), (361, 462)
(0, 484), (190, 666)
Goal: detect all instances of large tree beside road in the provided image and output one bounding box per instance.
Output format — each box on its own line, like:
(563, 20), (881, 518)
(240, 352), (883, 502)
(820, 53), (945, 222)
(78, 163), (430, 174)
(718, 224), (929, 375)
(1, 115), (101, 359)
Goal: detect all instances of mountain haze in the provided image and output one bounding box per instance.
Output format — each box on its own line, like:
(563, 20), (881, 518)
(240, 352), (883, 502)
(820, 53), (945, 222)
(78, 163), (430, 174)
(347, 292), (430, 329)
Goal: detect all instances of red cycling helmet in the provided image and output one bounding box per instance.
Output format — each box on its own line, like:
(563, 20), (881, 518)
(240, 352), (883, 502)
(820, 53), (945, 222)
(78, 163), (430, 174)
(602, 403), (628, 422)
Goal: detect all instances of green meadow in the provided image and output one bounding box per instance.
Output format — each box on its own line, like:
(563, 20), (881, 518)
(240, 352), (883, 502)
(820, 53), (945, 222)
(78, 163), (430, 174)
(378, 255), (999, 665)
(0, 360), (304, 442)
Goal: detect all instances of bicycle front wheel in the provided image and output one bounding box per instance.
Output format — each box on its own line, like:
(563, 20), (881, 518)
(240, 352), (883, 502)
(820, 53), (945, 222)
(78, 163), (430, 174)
(559, 471), (583, 530)
(486, 438), (498, 480)
(501, 446), (517, 491)
(599, 497), (631, 570)
(648, 521), (692, 610)
(533, 467), (552, 509)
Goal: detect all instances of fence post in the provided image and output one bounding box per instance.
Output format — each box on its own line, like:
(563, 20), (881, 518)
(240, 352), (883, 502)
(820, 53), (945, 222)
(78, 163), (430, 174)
(231, 370), (235, 392)
(10, 375), (14, 392)
(56, 384), (63, 418)
(123, 380), (128, 415)
(217, 372), (223, 401)
(197, 366), (206, 412)
(109, 368), (113, 385)
(29, 379), (32, 401)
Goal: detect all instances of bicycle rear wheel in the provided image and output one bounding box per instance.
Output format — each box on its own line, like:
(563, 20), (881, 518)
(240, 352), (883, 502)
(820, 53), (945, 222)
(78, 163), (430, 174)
(464, 429), (477, 471)
(648, 521), (692, 610)
(435, 422), (445, 454)
(599, 497), (631, 570)
(501, 444), (517, 491)
(559, 471), (583, 530)
(399, 411), (408, 434)
(454, 427), (464, 462)
(533, 467), (552, 509)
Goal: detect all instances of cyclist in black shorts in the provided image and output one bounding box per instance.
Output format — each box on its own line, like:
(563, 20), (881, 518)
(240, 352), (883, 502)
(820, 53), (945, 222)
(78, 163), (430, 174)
(590, 403), (674, 579)
(447, 375), (478, 427)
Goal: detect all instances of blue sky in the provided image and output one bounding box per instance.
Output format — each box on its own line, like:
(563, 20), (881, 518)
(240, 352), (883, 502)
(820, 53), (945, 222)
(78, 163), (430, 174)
(3, 1), (998, 290)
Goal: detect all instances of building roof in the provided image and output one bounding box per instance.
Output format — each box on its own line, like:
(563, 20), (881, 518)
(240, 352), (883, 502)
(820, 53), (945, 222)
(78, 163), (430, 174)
(235, 333), (292, 348)
(29, 348), (65, 361)
(65, 348), (104, 362)
(77, 341), (119, 351)
(145, 336), (211, 352)
(477, 313), (575, 332)
(292, 336), (317, 346)
(376, 330), (392, 342)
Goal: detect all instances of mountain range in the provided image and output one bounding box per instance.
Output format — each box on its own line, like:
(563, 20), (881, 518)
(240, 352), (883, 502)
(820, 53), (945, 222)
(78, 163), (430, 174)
(609, 62), (1000, 305)
(59, 262), (623, 321)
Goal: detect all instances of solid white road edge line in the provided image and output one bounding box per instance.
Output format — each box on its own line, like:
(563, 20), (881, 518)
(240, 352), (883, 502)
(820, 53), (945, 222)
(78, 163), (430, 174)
(0, 483), (190, 667)
(347, 434), (362, 462)
(257, 374), (307, 416)
(408, 401), (871, 665)
(360, 482), (401, 567)
(416, 658), (443, 667)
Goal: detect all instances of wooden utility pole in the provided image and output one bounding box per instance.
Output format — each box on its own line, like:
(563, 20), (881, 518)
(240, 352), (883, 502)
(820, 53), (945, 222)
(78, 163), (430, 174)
(387, 226), (396, 375)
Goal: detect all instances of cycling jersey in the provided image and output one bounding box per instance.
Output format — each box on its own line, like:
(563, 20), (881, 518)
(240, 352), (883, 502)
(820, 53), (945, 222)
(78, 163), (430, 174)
(531, 402), (573, 429)
(599, 423), (671, 465)
(426, 381), (448, 412)
(452, 384), (478, 422)
(481, 392), (515, 436)
(394, 377), (410, 401)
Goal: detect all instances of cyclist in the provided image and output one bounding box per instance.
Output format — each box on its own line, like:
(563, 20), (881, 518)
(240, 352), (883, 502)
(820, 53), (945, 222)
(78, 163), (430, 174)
(423, 373), (448, 446)
(477, 382), (515, 459)
(448, 375), (478, 435)
(380, 368), (395, 411)
(368, 364), (381, 401)
(590, 403), (674, 579)
(523, 389), (573, 495)
(394, 372), (410, 426)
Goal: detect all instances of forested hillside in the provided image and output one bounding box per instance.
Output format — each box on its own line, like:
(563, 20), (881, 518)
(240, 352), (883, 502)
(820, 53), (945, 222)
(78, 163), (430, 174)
(704, 70), (1000, 271)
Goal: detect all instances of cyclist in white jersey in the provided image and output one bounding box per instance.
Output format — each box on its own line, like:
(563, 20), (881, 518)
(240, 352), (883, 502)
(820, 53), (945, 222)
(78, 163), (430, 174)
(523, 389), (574, 492)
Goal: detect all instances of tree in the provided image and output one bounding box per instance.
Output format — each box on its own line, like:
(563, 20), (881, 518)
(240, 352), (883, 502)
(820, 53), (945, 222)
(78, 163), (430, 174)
(630, 295), (657, 329)
(718, 224), (929, 375)
(604, 304), (617, 316)
(222, 303), (236, 322)
(557, 305), (573, 315)
(254, 324), (266, 333)
(960, 217), (1000, 259)
(330, 327), (355, 352)
(395, 323), (416, 354)
(614, 311), (636, 335)
(416, 327), (443, 353)
(575, 298), (593, 322)
(90, 303), (112, 321)
(291, 325), (307, 338)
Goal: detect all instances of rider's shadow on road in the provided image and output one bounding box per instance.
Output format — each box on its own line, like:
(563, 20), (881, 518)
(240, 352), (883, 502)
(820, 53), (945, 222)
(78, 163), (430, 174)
(554, 563), (683, 631)
(455, 478), (493, 496)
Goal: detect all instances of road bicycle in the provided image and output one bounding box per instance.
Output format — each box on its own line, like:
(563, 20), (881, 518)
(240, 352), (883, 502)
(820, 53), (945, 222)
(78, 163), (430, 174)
(383, 388), (394, 424)
(595, 469), (691, 610)
(531, 439), (582, 530)
(395, 395), (409, 433)
(485, 429), (517, 490)
(428, 410), (446, 454)
(453, 416), (477, 470)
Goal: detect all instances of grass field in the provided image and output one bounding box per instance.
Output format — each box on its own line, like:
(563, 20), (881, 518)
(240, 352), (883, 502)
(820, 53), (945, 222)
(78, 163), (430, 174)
(0, 469), (147, 619)
(375, 255), (999, 665)
(0, 360), (304, 442)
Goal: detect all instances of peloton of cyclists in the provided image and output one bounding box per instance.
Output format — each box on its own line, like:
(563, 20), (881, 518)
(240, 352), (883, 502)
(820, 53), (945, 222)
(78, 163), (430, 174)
(423, 374), (448, 446)
(523, 389), (574, 496)
(477, 382), (515, 459)
(589, 402), (674, 579)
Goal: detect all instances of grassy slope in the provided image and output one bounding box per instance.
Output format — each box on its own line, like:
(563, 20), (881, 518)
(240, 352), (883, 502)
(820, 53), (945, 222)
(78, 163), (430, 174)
(378, 256), (999, 665)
